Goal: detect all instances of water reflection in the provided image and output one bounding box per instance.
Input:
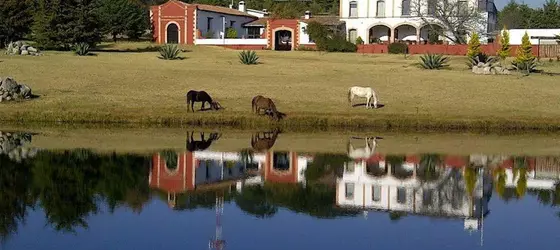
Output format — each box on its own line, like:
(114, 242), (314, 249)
(1, 131), (560, 248)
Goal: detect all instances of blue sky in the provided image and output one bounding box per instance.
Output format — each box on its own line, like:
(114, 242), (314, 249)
(495, 0), (548, 9)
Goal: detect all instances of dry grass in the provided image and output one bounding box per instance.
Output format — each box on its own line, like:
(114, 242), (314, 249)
(1, 42), (560, 131)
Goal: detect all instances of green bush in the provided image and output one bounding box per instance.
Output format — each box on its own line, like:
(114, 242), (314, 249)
(204, 30), (215, 38)
(419, 53), (450, 70)
(74, 43), (90, 56)
(239, 50), (259, 65)
(322, 35), (357, 52)
(158, 44), (181, 60)
(226, 27), (238, 38)
(355, 36), (364, 45)
(388, 43), (408, 54)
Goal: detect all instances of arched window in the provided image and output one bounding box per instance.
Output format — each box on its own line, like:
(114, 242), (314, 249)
(376, 0), (385, 17)
(401, 0), (410, 16)
(348, 29), (358, 43)
(349, 1), (358, 17)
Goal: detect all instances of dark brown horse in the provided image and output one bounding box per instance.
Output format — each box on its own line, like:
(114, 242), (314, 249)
(252, 95), (281, 120)
(251, 129), (280, 152)
(186, 90), (222, 112)
(186, 131), (221, 152)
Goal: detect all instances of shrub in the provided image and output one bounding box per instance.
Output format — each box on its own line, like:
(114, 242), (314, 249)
(226, 27), (237, 38)
(355, 36), (364, 45)
(158, 44), (181, 60)
(239, 50), (259, 65)
(74, 42), (90, 56)
(497, 26), (511, 60)
(204, 30), (215, 38)
(466, 33), (481, 58)
(306, 21), (357, 53)
(512, 32), (537, 73)
(428, 29), (439, 45)
(388, 43), (408, 54)
(467, 52), (497, 69)
(419, 53), (450, 70)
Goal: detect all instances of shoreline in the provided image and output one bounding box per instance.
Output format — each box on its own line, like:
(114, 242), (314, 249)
(1, 111), (560, 133)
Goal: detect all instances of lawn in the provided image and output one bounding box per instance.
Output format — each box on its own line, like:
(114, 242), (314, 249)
(1, 42), (560, 131)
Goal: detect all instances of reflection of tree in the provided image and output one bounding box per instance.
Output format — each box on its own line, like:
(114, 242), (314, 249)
(389, 211), (407, 222)
(160, 150), (178, 170)
(514, 157), (528, 198)
(235, 185), (277, 218)
(418, 154), (442, 182)
(493, 168), (507, 199)
(0, 155), (35, 243)
(386, 155), (410, 179)
(464, 166), (478, 197)
(305, 153), (349, 182)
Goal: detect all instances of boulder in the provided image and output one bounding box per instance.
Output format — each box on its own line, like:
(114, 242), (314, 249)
(27, 47), (38, 53)
(21, 50), (29, 55)
(0, 77), (18, 92)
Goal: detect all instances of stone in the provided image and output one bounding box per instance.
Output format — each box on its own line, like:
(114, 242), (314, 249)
(11, 47), (19, 55)
(6, 96), (11, 101)
(477, 62), (484, 67)
(18, 84), (31, 98)
(21, 45), (29, 50)
(0, 77), (18, 92)
(21, 50), (29, 55)
(0, 96), (3, 103)
(483, 67), (492, 75)
(27, 47), (38, 53)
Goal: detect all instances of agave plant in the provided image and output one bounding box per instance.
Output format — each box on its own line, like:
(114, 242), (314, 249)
(512, 58), (538, 74)
(239, 50), (259, 65)
(74, 42), (90, 56)
(158, 44), (181, 60)
(419, 53), (449, 70)
(467, 52), (497, 69)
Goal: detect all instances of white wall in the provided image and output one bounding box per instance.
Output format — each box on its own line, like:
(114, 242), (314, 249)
(196, 10), (256, 39)
(340, 0), (483, 19)
(299, 22), (315, 44)
(508, 29), (560, 45)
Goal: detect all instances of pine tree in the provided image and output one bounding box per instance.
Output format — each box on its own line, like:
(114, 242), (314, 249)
(514, 31), (535, 64)
(466, 32), (481, 58)
(497, 26), (511, 60)
(0, 0), (33, 47)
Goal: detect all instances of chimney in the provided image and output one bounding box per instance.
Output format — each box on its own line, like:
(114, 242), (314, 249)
(238, 1), (246, 12)
(263, 9), (269, 17)
(304, 10), (311, 19)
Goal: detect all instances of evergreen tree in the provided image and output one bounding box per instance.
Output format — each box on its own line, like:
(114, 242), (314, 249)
(32, 0), (101, 50)
(514, 32), (535, 64)
(497, 26), (511, 60)
(98, 0), (149, 42)
(466, 32), (481, 58)
(0, 0), (33, 47)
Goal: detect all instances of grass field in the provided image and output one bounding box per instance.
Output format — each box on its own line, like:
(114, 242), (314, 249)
(1, 42), (560, 131)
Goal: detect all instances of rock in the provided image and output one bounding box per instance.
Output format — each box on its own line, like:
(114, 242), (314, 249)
(21, 45), (29, 50)
(477, 62), (484, 67)
(483, 67), (492, 75)
(18, 84), (32, 98)
(6, 96), (11, 101)
(11, 47), (19, 55)
(0, 96), (3, 103)
(0, 77), (18, 92)
(21, 50), (29, 55)
(27, 47), (38, 53)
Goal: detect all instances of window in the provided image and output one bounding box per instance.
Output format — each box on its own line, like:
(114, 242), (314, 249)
(397, 188), (406, 204)
(401, 0), (410, 16)
(207, 17), (213, 31)
(427, 0), (436, 15)
(349, 1), (358, 17)
(376, 0), (385, 17)
(372, 185), (382, 202)
(348, 29), (358, 43)
(458, 1), (468, 15)
(345, 183), (355, 199)
(345, 162), (355, 173)
(230, 20), (236, 27)
(247, 27), (261, 38)
(423, 190), (433, 207)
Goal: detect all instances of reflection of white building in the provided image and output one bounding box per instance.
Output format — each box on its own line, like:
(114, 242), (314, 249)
(336, 156), (490, 232)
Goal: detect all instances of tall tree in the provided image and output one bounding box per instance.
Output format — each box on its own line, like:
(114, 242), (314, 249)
(0, 0), (33, 48)
(98, 0), (149, 41)
(410, 0), (486, 44)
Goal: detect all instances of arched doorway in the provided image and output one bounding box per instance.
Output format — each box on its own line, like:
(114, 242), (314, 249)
(166, 23), (179, 44)
(419, 24), (443, 44)
(274, 30), (292, 51)
(369, 25), (391, 43)
(394, 24), (417, 43)
(273, 152), (290, 171)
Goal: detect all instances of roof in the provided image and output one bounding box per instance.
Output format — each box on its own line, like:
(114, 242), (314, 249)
(243, 16), (344, 27)
(301, 16), (344, 26)
(195, 4), (256, 18)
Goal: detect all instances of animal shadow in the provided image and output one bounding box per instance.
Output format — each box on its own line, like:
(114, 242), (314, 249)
(351, 103), (385, 109)
(186, 131), (221, 152)
(251, 129), (281, 152)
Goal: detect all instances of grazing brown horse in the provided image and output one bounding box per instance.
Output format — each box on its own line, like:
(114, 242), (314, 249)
(251, 129), (280, 152)
(186, 90), (222, 112)
(252, 95), (281, 120)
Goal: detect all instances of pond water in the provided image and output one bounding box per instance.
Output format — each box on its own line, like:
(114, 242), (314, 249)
(1, 130), (560, 250)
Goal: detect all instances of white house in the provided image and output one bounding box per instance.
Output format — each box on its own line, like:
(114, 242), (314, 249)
(507, 29), (560, 45)
(339, 0), (498, 44)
